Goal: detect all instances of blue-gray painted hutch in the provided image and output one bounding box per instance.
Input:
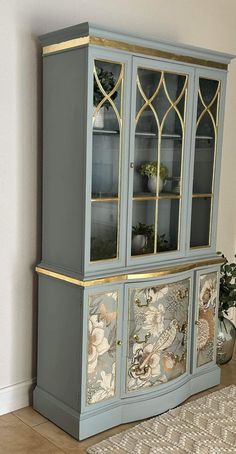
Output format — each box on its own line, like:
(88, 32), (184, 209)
(33, 22), (234, 440)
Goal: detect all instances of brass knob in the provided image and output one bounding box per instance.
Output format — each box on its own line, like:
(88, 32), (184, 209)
(133, 332), (151, 344)
(117, 340), (122, 346)
(195, 320), (200, 326)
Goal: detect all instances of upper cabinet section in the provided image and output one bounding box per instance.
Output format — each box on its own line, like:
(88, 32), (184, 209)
(39, 23), (234, 277)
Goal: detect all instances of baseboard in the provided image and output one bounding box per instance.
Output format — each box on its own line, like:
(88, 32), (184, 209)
(0, 378), (36, 415)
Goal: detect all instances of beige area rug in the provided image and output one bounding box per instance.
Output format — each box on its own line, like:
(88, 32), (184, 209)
(87, 386), (236, 453)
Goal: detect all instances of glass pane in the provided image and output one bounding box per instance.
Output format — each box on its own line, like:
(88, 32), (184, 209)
(157, 199), (179, 252)
(190, 78), (220, 249)
(193, 133), (215, 194)
(131, 201), (155, 255)
(92, 60), (123, 198)
(91, 59), (123, 262)
(190, 197), (211, 247)
(193, 78), (220, 195)
(90, 202), (118, 261)
(131, 66), (187, 257)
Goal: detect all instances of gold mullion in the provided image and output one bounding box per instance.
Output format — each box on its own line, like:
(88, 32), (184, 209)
(133, 195), (181, 201)
(116, 63), (125, 261)
(192, 193), (212, 198)
(91, 198), (119, 203)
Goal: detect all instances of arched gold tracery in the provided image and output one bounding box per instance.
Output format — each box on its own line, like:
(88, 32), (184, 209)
(91, 61), (124, 262)
(93, 63), (124, 129)
(134, 69), (188, 254)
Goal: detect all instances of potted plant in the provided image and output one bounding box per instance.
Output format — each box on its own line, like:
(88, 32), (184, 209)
(93, 66), (118, 129)
(139, 162), (169, 193)
(132, 224), (170, 255)
(131, 223), (154, 254)
(217, 254), (236, 364)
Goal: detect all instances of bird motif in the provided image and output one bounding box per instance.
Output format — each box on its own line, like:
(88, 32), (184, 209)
(154, 319), (179, 352)
(137, 319), (179, 372)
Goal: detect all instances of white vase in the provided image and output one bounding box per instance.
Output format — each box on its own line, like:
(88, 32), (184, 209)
(147, 176), (164, 193)
(93, 106), (105, 129)
(131, 234), (147, 254)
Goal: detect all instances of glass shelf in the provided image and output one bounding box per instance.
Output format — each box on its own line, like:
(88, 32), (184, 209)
(135, 132), (182, 139)
(195, 135), (214, 141)
(93, 129), (119, 135)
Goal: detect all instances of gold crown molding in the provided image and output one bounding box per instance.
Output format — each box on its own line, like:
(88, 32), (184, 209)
(43, 36), (90, 55)
(42, 35), (227, 70)
(36, 257), (224, 288)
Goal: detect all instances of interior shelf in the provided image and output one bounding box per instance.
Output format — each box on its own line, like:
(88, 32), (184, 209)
(93, 129), (119, 135)
(135, 132), (182, 139)
(195, 135), (214, 140)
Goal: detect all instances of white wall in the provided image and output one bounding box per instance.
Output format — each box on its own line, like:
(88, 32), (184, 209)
(1, 0), (236, 413)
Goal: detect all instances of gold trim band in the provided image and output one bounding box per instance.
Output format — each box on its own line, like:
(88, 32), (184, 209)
(36, 257), (224, 287)
(43, 36), (90, 55)
(42, 35), (227, 70)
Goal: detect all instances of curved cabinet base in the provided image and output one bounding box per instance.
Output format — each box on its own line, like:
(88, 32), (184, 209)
(33, 365), (220, 440)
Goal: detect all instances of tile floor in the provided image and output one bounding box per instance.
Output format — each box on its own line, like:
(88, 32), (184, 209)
(1, 354), (235, 453)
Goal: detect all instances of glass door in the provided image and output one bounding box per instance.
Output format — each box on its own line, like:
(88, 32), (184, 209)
(90, 59), (124, 262)
(190, 77), (221, 249)
(130, 61), (190, 259)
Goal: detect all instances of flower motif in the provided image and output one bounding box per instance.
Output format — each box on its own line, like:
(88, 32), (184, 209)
(163, 353), (176, 372)
(89, 366), (115, 404)
(197, 318), (210, 350)
(143, 304), (165, 337)
(199, 279), (217, 310)
(146, 286), (168, 304)
(88, 315), (110, 374)
(129, 343), (161, 379)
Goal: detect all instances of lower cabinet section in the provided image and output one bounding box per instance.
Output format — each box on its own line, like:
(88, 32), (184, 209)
(34, 265), (221, 440)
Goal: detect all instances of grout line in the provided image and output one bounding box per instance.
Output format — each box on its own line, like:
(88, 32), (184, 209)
(10, 414), (67, 453)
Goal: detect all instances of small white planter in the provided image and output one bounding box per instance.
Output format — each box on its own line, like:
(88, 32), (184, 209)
(132, 234), (147, 254)
(93, 106), (105, 129)
(147, 176), (164, 194)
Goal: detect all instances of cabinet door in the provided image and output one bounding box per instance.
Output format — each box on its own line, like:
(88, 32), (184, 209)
(85, 49), (131, 272)
(125, 277), (191, 393)
(188, 70), (227, 253)
(194, 269), (219, 369)
(128, 58), (194, 265)
(84, 286), (122, 406)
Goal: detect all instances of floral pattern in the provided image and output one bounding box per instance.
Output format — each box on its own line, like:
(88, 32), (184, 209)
(197, 272), (217, 367)
(87, 291), (118, 405)
(127, 279), (190, 392)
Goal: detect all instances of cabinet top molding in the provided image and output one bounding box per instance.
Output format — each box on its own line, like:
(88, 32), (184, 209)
(36, 256), (225, 288)
(39, 22), (235, 69)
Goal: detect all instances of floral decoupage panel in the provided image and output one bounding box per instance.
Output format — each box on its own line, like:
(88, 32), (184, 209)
(197, 272), (217, 368)
(87, 291), (118, 405)
(126, 279), (190, 392)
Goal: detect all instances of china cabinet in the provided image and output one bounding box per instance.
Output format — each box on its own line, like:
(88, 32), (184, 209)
(33, 23), (234, 440)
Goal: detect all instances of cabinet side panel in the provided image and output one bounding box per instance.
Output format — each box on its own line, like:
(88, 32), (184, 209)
(42, 48), (87, 273)
(36, 275), (83, 410)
